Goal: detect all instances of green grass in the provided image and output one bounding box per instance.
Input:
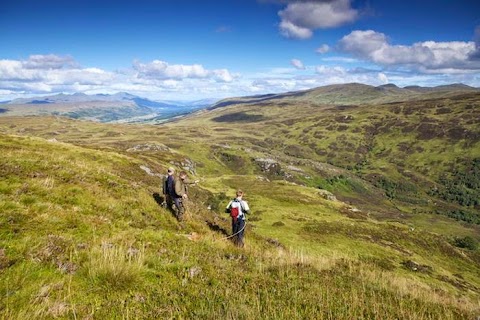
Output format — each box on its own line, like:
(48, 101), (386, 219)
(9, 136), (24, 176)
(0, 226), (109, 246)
(1, 104), (480, 319)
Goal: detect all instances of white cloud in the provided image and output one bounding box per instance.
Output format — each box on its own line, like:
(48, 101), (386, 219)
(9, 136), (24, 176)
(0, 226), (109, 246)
(278, 0), (358, 39)
(212, 69), (235, 82)
(377, 73), (389, 83)
(322, 56), (357, 63)
(338, 30), (480, 72)
(0, 56), (115, 94)
(23, 54), (77, 69)
(316, 44), (330, 54)
(315, 65), (347, 77)
(291, 59), (305, 70)
(0, 55), (240, 100)
(279, 20), (312, 39)
(1, 50), (479, 102)
(133, 60), (234, 82)
(470, 25), (480, 59)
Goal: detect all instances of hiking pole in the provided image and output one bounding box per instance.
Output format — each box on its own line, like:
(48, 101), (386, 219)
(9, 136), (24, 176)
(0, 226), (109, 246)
(222, 219), (247, 240)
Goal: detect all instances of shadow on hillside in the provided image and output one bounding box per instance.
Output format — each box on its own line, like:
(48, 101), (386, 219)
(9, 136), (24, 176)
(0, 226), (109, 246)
(153, 192), (182, 220)
(206, 220), (229, 237)
(152, 192), (165, 206)
(212, 112), (265, 123)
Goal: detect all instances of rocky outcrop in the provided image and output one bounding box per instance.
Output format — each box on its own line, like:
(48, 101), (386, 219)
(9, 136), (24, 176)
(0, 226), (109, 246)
(318, 189), (337, 201)
(254, 158), (282, 175)
(171, 158), (196, 175)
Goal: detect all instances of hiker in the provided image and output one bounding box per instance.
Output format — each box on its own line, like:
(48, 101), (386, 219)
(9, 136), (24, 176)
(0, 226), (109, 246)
(225, 190), (250, 247)
(162, 167), (176, 211)
(173, 171), (199, 221)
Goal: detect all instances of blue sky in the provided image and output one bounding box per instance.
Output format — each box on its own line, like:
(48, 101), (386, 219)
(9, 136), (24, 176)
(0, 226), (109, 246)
(1, 0), (480, 100)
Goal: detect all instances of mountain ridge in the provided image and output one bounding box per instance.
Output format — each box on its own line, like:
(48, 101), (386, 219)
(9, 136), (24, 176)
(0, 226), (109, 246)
(2, 83), (478, 122)
(209, 82), (480, 110)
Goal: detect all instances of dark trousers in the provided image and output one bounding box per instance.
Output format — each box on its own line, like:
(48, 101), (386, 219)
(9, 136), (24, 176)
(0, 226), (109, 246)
(165, 194), (173, 210)
(232, 218), (245, 247)
(174, 197), (185, 221)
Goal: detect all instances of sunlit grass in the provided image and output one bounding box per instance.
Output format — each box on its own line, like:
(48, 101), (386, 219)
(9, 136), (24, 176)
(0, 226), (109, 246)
(0, 104), (479, 319)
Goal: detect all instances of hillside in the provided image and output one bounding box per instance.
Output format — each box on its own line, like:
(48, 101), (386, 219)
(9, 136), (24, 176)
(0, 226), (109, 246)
(0, 92), (213, 123)
(191, 88), (480, 226)
(210, 83), (480, 109)
(1, 111), (480, 318)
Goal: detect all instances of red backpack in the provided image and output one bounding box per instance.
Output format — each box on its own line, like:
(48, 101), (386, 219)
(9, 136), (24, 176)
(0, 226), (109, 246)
(230, 206), (239, 220)
(227, 199), (243, 222)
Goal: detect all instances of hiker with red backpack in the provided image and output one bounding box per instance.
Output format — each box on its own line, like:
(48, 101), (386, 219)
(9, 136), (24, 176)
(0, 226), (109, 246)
(225, 190), (250, 247)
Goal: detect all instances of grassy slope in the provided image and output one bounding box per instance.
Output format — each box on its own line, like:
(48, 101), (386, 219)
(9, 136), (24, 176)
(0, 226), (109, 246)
(195, 92), (480, 220)
(0, 112), (479, 318)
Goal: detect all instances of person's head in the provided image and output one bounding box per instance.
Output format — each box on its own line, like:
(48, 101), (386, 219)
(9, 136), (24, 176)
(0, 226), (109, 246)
(236, 190), (244, 198)
(179, 171), (188, 180)
(167, 167), (175, 175)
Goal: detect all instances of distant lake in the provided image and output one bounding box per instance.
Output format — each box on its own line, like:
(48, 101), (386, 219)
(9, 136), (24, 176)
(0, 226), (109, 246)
(28, 100), (52, 104)
(0, 108), (8, 114)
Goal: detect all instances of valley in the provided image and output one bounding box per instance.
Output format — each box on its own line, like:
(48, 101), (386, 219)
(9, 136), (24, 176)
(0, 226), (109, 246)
(0, 83), (479, 319)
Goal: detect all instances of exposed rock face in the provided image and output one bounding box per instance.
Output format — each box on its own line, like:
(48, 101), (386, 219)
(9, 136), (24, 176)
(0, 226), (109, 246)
(254, 158), (283, 176)
(318, 189), (337, 201)
(287, 165), (304, 173)
(139, 165), (162, 177)
(171, 158), (196, 175)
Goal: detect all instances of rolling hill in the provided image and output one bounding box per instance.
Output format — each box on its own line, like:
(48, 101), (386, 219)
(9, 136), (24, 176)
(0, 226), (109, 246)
(210, 82), (480, 109)
(194, 83), (480, 223)
(0, 83), (479, 318)
(0, 92), (215, 123)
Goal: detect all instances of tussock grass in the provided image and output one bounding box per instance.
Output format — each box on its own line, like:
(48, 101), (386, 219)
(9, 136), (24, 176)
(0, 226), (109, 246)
(85, 242), (145, 290)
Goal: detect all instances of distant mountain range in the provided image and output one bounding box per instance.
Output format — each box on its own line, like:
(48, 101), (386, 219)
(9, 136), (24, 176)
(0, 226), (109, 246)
(0, 92), (218, 123)
(1, 83), (478, 123)
(210, 83), (480, 109)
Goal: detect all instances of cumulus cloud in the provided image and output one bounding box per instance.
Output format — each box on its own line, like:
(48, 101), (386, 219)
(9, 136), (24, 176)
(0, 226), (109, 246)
(316, 44), (330, 54)
(338, 30), (480, 73)
(23, 54), (77, 69)
(247, 69), (391, 94)
(133, 60), (234, 82)
(279, 20), (313, 39)
(0, 55), (239, 100)
(291, 59), (306, 70)
(278, 0), (358, 39)
(315, 65), (346, 77)
(0, 55), (115, 94)
(470, 25), (480, 60)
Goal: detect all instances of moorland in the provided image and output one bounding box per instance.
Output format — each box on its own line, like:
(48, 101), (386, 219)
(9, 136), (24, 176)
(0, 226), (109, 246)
(0, 83), (479, 319)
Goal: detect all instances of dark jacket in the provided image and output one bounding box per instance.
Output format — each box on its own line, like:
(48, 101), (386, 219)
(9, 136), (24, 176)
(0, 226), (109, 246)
(163, 174), (175, 196)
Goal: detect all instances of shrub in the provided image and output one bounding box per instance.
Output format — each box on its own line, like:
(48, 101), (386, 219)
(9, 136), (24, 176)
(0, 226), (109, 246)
(453, 236), (478, 250)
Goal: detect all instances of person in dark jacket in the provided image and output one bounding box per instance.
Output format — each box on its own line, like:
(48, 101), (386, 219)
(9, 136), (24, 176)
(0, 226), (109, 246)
(225, 190), (250, 247)
(173, 171), (198, 221)
(162, 167), (176, 212)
